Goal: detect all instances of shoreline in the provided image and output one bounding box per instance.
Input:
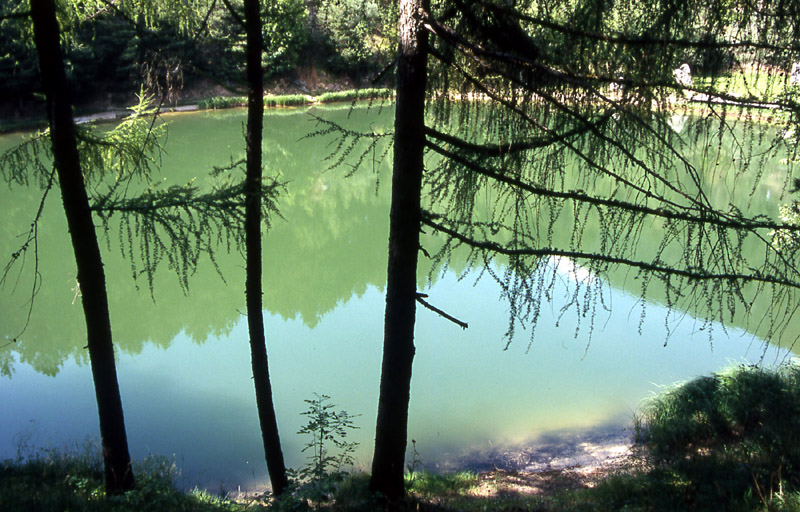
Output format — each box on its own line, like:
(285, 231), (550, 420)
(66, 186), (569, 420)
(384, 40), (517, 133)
(0, 87), (396, 135)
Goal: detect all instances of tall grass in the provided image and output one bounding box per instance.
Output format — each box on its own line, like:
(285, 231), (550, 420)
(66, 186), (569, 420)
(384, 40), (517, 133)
(196, 89), (394, 111)
(316, 88), (394, 104)
(263, 94), (310, 107)
(197, 96), (247, 109)
(0, 445), (259, 511)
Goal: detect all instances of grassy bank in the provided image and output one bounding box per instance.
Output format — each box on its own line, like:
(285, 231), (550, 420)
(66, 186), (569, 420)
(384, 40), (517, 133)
(0, 446), (254, 512)
(4, 364), (800, 511)
(196, 88), (394, 111)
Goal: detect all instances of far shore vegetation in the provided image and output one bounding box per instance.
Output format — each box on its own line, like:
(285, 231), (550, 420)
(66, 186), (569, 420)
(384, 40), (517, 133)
(0, 88), (397, 134)
(4, 363), (800, 511)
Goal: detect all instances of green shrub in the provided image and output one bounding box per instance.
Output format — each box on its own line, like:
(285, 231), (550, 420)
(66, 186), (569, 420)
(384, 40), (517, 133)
(631, 363), (800, 509)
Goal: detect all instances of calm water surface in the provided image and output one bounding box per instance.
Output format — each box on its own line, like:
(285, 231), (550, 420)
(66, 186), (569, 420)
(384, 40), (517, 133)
(0, 106), (795, 489)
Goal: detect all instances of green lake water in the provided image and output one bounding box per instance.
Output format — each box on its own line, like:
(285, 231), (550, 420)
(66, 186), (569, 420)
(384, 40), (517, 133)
(0, 105), (796, 490)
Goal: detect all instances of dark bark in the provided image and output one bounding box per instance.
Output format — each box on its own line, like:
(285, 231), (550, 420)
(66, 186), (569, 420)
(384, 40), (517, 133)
(243, 0), (289, 496)
(28, 0), (135, 495)
(369, 0), (429, 502)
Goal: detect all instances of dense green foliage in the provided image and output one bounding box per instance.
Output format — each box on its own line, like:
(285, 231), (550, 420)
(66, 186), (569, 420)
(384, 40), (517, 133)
(0, 0), (397, 117)
(312, 0), (397, 79)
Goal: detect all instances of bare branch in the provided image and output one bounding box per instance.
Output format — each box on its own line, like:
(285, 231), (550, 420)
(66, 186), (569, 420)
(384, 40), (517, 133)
(416, 293), (469, 329)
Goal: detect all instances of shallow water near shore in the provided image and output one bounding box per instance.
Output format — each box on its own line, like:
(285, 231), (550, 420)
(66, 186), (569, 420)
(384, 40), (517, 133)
(0, 106), (796, 490)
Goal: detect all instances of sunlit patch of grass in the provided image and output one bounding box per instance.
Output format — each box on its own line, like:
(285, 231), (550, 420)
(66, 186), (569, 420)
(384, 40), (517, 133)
(696, 69), (792, 101)
(406, 470), (479, 496)
(198, 94), (312, 110)
(406, 470), (552, 511)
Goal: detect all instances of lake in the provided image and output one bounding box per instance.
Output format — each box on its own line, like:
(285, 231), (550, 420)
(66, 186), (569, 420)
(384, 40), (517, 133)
(0, 105), (795, 491)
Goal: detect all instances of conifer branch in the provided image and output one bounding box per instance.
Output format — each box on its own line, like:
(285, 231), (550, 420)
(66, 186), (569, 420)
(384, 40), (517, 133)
(429, 48), (693, 214)
(422, 214), (800, 289)
(423, 117), (611, 156)
(424, 139), (800, 233)
(1, 168), (57, 341)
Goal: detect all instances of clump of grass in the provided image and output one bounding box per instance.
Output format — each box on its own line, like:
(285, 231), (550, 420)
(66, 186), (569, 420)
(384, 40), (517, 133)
(316, 88), (394, 104)
(197, 96), (247, 110)
(263, 94), (311, 107)
(640, 364), (800, 467)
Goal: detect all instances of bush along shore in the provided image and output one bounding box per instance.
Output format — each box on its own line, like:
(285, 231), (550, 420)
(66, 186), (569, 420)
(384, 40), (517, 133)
(4, 363), (800, 511)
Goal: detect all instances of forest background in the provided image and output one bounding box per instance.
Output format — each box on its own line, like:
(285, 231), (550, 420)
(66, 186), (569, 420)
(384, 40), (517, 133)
(0, 0), (398, 122)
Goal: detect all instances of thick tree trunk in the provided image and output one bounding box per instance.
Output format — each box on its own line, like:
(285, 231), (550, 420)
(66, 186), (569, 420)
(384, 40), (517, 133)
(369, 0), (429, 501)
(243, 0), (289, 496)
(29, 0), (135, 495)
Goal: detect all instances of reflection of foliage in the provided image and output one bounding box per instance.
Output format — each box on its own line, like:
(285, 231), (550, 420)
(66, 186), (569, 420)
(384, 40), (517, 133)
(0, 99), (284, 375)
(92, 168), (283, 295)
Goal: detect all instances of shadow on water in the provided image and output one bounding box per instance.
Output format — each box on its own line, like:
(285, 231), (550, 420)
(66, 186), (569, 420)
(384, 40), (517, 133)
(420, 423), (633, 474)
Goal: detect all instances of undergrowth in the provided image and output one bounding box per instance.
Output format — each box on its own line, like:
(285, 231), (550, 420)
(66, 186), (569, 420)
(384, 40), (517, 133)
(0, 444), (255, 512)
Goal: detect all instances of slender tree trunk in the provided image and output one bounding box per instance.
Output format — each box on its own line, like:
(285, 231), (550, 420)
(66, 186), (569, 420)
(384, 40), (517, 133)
(243, 0), (289, 496)
(369, 0), (429, 501)
(29, 0), (135, 495)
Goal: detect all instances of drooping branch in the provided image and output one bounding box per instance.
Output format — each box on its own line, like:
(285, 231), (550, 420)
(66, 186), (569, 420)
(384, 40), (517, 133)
(423, 116), (611, 156)
(1, 167), (57, 341)
(424, 138), (800, 233)
(422, 214), (800, 290)
(305, 115), (393, 175)
(90, 177), (283, 295)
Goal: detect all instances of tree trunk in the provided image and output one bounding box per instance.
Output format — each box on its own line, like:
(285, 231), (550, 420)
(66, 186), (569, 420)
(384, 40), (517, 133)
(29, 0), (135, 495)
(243, 0), (289, 496)
(369, 0), (429, 501)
